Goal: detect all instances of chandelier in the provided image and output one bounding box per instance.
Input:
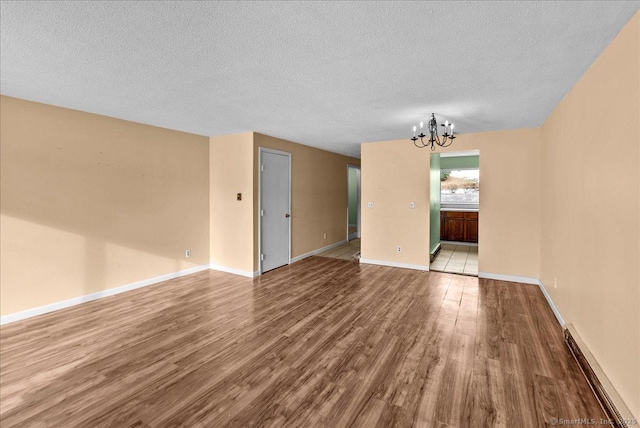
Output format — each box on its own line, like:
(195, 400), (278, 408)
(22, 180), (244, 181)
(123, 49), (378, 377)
(411, 113), (455, 150)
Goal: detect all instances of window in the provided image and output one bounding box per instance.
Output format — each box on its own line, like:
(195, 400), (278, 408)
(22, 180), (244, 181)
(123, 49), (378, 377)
(441, 169), (479, 208)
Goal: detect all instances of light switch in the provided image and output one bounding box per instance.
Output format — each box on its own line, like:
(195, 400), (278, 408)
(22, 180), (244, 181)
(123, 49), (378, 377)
(410, 201), (415, 209)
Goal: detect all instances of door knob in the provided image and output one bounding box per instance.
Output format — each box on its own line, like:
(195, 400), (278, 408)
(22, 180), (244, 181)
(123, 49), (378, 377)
(285, 214), (290, 218)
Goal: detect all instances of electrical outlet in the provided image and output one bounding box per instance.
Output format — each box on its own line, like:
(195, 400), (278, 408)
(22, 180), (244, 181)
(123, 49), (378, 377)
(323, 233), (327, 240)
(367, 202), (374, 208)
(185, 250), (191, 258)
(553, 277), (557, 289)
(397, 246), (401, 253)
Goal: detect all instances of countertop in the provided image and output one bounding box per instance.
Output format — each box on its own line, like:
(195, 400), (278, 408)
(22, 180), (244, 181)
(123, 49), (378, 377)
(440, 207), (479, 212)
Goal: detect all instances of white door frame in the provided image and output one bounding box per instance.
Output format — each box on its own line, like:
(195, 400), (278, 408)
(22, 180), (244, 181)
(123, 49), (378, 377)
(347, 164), (361, 240)
(258, 147), (292, 274)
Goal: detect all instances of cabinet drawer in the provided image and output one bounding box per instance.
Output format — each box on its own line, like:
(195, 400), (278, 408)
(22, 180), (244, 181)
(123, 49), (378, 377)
(464, 212), (478, 220)
(444, 211), (465, 218)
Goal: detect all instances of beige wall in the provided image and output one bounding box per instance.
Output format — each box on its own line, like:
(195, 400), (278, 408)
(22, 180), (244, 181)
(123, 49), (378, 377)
(1, 104), (360, 315)
(252, 133), (360, 271)
(361, 140), (430, 267)
(540, 13), (639, 418)
(361, 127), (541, 278)
(0, 96), (210, 316)
(208, 132), (359, 274)
(209, 133), (255, 273)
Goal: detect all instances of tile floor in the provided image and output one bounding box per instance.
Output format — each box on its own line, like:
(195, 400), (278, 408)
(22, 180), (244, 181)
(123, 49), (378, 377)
(316, 238), (360, 261)
(430, 243), (478, 276)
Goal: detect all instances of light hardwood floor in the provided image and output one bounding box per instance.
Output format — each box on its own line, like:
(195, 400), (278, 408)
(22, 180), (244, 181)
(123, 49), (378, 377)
(317, 238), (360, 261)
(0, 257), (604, 427)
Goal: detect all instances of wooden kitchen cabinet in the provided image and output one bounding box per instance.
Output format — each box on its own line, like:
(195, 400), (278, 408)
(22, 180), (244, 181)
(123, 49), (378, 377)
(444, 212), (465, 242)
(466, 216), (478, 242)
(440, 211), (478, 243)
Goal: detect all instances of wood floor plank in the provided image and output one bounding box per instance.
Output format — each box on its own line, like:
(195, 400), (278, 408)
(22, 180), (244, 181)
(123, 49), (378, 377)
(434, 333), (475, 426)
(0, 257), (607, 427)
(414, 296), (459, 426)
(466, 356), (507, 428)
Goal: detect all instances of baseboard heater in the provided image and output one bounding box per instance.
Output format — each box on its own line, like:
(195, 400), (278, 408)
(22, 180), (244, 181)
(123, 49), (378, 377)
(564, 324), (635, 428)
(430, 243), (441, 263)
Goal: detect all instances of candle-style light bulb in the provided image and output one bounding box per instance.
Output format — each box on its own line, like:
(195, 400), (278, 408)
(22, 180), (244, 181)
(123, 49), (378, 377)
(420, 121), (424, 129)
(413, 125), (416, 136)
(450, 124), (454, 133)
(445, 120), (449, 128)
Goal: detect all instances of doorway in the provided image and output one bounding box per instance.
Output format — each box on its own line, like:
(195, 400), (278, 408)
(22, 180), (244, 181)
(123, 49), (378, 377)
(347, 165), (360, 241)
(259, 148), (291, 273)
(429, 150), (480, 276)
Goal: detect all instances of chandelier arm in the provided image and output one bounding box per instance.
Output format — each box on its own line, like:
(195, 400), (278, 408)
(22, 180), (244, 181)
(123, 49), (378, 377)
(440, 139), (452, 148)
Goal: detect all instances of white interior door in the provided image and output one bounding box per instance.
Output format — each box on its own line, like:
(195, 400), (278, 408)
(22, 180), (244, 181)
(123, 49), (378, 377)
(260, 149), (291, 273)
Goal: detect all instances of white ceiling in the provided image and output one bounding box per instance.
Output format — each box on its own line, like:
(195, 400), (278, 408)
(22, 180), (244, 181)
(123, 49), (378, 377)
(1, 1), (638, 158)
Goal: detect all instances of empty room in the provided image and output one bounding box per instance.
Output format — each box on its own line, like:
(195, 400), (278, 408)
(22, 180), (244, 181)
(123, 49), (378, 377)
(1, 2), (639, 427)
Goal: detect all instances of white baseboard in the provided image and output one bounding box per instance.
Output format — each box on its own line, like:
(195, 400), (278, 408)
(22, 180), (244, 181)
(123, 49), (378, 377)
(537, 279), (565, 327)
(210, 264), (259, 278)
(290, 240), (349, 263)
(359, 258), (429, 271)
(0, 264), (211, 326)
(478, 271), (539, 285)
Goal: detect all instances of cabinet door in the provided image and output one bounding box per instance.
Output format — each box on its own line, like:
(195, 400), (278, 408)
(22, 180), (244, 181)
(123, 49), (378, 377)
(466, 219), (478, 243)
(440, 212), (446, 240)
(446, 218), (465, 242)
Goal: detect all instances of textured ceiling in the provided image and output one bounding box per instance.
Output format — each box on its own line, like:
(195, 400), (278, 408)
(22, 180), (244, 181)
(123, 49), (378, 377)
(1, 1), (638, 158)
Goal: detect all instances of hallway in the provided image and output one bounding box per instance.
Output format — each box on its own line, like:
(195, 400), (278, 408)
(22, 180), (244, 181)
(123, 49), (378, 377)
(317, 238), (360, 261)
